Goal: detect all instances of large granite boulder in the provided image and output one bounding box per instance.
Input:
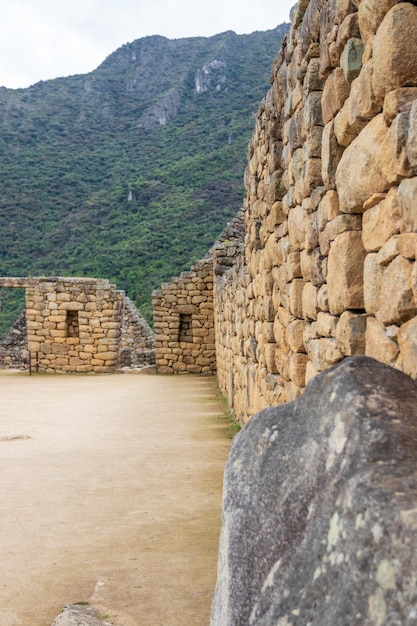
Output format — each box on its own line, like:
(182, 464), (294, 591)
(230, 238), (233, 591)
(211, 357), (417, 625)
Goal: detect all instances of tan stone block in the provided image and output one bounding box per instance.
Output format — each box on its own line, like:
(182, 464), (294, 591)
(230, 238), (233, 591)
(358, 0), (399, 44)
(320, 214), (362, 256)
(302, 283), (319, 321)
(377, 234), (417, 266)
(317, 312), (338, 338)
(69, 358), (85, 366)
(28, 341), (41, 352)
(273, 316), (285, 349)
(306, 338), (335, 372)
(336, 311), (367, 356)
(51, 343), (70, 354)
(288, 206), (306, 251)
(264, 343), (278, 374)
(305, 360), (319, 384)
(362, 189), (401, 252)
(364, 253), (383, 315)
(328, 231), (366, 315)
(50, 330), (67, 338)
(372, 3), (417, 105)
(377, 255), (417, 324)
(92, 366), (114, 373)
(317, 285), (329, 312)
(285, 320), (305, 354)
(322, 120), (344, 189)
(289, 279), (305, 318)
(334, 94), (367, 148)
(366, 316), (400, 366)
(289, 353), (308, 387)
(398, 317), (417, 378)
(322, 67), (351, 124)
(398, 178), (417, 234)
(335, 114), (388, 213)
(382, 112), (414, 185)
(384, 88), (417, 126)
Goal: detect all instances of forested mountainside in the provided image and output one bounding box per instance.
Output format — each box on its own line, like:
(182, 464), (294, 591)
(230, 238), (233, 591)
(0, 25), (288, 333)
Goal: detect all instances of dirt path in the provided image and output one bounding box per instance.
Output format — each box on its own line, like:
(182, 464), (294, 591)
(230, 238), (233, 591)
(0, 372), (232, 626)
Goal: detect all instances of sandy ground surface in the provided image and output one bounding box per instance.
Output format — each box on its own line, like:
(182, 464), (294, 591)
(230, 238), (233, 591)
(0, 371), (232, 626)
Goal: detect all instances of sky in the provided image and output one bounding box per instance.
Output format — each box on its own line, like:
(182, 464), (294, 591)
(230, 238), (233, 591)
(0, 0), (295, 89)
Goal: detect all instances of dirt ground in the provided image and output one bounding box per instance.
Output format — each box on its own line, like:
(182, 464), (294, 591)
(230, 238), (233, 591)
(0, 371), (232, 626)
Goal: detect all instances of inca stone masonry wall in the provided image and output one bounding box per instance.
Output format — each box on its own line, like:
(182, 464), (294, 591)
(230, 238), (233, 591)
(152, 212), (245, 375)
(0, 277), (124, 373)
(213, 0), (417, 423)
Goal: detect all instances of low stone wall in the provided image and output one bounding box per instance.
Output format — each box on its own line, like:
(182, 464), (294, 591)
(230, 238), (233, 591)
(152, 257), (216, 374)
(119, 296), (155, 368)
(0, 311), (28, 370)
(0, 277), (125, 373)
(213, 0), (417, 423)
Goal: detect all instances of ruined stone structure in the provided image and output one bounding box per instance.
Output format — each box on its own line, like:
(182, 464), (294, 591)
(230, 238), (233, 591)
(0, 277), (116, 373)
(214, 0), (417, 423)
(0, 277), (156, 373)
(152, 257), (216, 374)
(152, 211), (245, 375)
(119, 296), (155, 369)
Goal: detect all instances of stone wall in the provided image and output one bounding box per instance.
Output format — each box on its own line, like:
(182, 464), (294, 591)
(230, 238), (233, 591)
(0, 311), (28, 370)
(152, 257), (216, 374)
(214, 0), (417, 423)
(152, 211), (246, 375)
(0, 277), (124, 373)
(119, 296), (155, 369)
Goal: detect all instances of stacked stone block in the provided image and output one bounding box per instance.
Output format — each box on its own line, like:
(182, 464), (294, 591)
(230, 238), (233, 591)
(152, 258), (216, 374)
(0, 277), (124, 373)
(119, 296), (155, 368)
(214, 0), (417, 423)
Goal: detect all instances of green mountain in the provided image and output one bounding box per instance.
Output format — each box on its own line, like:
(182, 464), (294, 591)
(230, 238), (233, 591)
(0, 25), (288, 334)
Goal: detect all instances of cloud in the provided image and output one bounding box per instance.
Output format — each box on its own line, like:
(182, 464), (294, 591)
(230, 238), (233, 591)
(0, 0), (294, 88)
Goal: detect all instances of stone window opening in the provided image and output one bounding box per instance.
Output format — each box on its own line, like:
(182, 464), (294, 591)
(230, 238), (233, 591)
(66, 310), (80, 338)
(178, 314), (193, 343)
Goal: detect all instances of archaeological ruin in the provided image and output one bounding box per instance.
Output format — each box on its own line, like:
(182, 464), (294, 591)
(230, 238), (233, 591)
(0, 276), (154, 373)
(152, 0), (417, 426)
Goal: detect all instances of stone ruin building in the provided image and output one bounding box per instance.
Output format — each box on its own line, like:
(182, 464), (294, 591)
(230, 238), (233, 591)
(152, 0), (417, 427)
(0, 276), (154, 373)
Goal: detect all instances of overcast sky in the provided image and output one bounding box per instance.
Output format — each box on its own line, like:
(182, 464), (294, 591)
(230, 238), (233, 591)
(0, 0), (294, 89)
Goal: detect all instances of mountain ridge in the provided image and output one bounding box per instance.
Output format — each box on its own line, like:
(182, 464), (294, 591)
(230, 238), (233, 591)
(0, 24), (289, 333)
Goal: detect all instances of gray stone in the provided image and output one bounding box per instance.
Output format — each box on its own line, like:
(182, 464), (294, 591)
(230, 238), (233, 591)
(51, 605), (112, 626)
(211, 357), (417, 626)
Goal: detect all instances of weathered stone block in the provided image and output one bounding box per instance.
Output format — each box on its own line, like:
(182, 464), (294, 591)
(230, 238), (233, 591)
(285, 319), (305, 354)
(377, 255), (417, 325)
(289, 279), (305, 319)
(302, 282), (319, 321)
(327, 231), (366, 315)
(362, 188), (402, 252)
(366, 316), (400, 366)
(336, 310), (367, 356)
(322, 67), (351, 124)
(372, 3), (417, 104)
(321, 120), (344, 190)
(316, 311), (338, 338)
(363, 253), (383, 315)
(335, 114), (388, 213)
(340, 38), (364, 83)
(289, 352), (308, 387)
(398, 317), (417, 378)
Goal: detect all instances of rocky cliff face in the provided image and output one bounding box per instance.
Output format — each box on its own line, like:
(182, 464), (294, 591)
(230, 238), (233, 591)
(214, 0), (417, 423)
